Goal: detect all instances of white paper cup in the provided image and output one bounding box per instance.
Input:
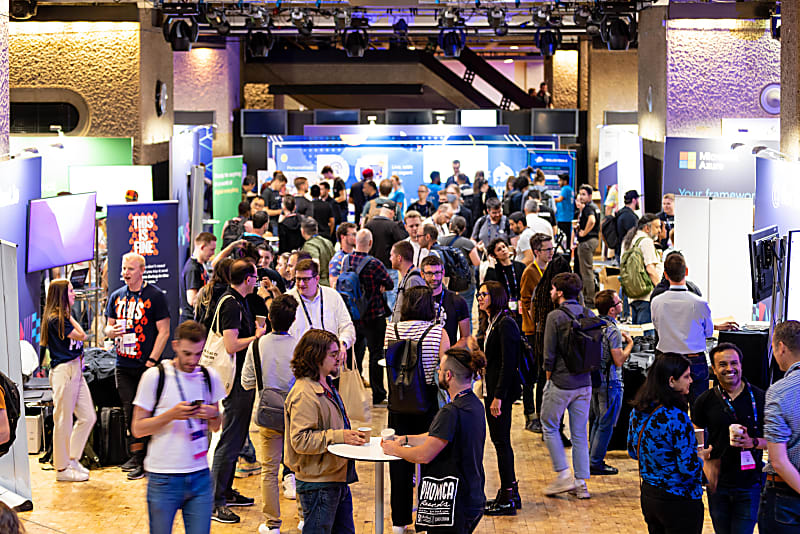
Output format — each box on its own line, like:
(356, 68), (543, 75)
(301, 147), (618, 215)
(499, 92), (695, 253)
(695, 428), (705, 448)
(381, 428), (396, 441)
(255, 315), (266, 328)
(729, 424), (745, 446)
(357, 427), (372, 442)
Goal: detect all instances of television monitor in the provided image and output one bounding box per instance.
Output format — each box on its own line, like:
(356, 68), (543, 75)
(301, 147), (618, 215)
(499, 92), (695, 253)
(314, 109), (360, 125)
(460, 109), (499, 127)
(748, 225), (779, 303)
(240, 109), (288, 137)
(531, 109), (579, 136)
(27, 192), (97, 273)
(386, 109), (433, 125)
(785, 230), (800, 320)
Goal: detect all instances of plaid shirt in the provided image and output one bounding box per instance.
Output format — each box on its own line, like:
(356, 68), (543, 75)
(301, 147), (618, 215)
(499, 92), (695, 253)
(347, 251), (393, 320)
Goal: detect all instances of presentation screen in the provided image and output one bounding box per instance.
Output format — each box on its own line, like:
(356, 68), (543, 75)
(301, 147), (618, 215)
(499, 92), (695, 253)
(27, 192), (96, 273)
(69, 165), (153, 217)
(786, 230), (800, 321)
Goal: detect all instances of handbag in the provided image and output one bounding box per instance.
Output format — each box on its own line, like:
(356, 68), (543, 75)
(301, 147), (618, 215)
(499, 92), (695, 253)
(251, 337), (288, 432)
(199, 295), (237, 395)
(338, 352), (372, 425)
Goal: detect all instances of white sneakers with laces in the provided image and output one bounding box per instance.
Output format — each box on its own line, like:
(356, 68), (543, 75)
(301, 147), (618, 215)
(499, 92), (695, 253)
(56, 466), (89, 482)
(569, 478), (591, 499)
(257, 524), (280, 534)
(543, 469), (576, 496)
(71, 459), (89, 476)
(283, 473), (297, 500)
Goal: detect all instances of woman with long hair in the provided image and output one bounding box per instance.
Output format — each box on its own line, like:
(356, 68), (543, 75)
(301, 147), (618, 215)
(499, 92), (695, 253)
(194, 258), (233, 331)
(41, 279), (95, 482)
(627, 353), (707, 534)
(383, 286), (450, 533)
(477, 280), (522, 516)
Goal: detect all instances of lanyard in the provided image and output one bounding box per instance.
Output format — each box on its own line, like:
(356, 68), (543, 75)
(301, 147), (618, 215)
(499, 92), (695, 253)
(533, 262), (543, 277)
(499, 264), (518, 298)
(173, 366), (203, 431)
(717, 384), (758, 435)
(434, 289), (446, 322)
(300, 289), (325, 331)
(484, 311), (505, 349)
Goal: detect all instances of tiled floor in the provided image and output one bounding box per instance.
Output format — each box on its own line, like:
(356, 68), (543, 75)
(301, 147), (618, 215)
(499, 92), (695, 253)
(18, 403), (723, 534)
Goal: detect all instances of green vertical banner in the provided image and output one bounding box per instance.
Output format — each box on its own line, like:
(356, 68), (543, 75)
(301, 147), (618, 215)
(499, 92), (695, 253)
(212, 155), (244, 243)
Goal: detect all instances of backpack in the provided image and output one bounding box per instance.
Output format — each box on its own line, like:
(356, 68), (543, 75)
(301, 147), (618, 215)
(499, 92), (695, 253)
(474, 214), (510, 243)
(222, 217), (244, 248)
(0, 372), (21, 457)
(557, 305), (605, 375)
(385, 323), (437, 415)
(336, 254), (373, 321)
(433, 236), (473, 292)
(619, 236), (655, 298)
(601, 213), (620, 250)
(503, 191), (523, 216)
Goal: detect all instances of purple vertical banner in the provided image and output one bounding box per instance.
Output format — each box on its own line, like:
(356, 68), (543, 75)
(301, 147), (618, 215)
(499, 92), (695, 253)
(598, 162), (618, 205)
(0, 156), (43, 346)
(106, 201), (180, 358)
(754, 157), (800, 235)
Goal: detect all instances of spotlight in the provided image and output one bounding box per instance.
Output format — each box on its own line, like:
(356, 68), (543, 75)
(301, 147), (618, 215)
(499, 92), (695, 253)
(390, 18), (410, 49)
(533, 7), (550, 26)
(573, 6), (591, 26)
(162, 17), (199, 52)
(291, 8), (313, 37)
(207, 9), (230, 36)
(342, 27), (369, 58)
(10, 0), (37, 20)
(488, 7), (508, 37)
(247, 29), (274, 58)
(439, 8), (462, 28)
(601, 15), (636, 51)
(438, 27), (466, 58)
(535, 27), (561, 57)
(334, 9), (350, 32)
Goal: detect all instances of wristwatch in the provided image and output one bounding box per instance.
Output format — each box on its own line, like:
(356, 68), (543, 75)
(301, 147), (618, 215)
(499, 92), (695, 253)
(403, 436), (409, 446)
(751, 437), (760, 450)
(147, 357), (158, 365)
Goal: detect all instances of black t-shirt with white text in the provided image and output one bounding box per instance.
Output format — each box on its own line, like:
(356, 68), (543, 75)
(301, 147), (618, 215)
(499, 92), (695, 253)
(106, 283), (170, 368)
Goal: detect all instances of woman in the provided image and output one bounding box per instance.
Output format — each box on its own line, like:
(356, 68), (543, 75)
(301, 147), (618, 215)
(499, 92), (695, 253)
(477, 281), (522, 516)
(384, 286), (451, 534)
(333, 176), (349, 222)
(483, 238), (526, 322)
(390, 174), (406, 212)
(194, 258), (233, 331)
(627, 353), (707, 534)
(381, 347), (488, 534)
(41, 279), (96, 482)
(471, 176), (498, 222)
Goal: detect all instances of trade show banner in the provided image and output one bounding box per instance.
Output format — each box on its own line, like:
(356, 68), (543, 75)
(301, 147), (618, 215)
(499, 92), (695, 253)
(212, 156), (244, 244)
(171, 127), (200, 265)
(662, 137), (755, 198)
(598, 162), (618, 204)
(598, 126), (644, 208)
(107, 201), (180, 359)
(754, 157), (800, 235)
(0, 156), (42, 346)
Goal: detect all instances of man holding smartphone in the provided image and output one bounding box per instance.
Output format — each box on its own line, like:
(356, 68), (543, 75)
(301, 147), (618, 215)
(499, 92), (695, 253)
(132, 321), (226, 534)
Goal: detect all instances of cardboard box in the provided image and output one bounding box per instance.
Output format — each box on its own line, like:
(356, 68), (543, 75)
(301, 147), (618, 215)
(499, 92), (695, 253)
(26, 414), (42, 454)
(600, 266), (621, 292)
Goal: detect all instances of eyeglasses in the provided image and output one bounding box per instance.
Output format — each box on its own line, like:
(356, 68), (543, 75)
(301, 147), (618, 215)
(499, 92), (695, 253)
(422, 270), (444, 278)
(477, 292), (490, 299)
(295, 275), (317, 283)
(247, 273), (259, 280)
(537, 247), (554, 253)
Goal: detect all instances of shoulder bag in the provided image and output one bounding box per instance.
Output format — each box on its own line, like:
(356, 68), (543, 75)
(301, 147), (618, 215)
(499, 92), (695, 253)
(251, 337), (289, 432)
(198, 294), (237, 395)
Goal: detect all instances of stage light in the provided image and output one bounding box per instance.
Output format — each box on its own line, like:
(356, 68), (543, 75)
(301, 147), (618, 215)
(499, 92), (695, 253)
(247, 29), (274, 58)
(207, 9), (230, 36)
(573, 6), (591, 26)
(390, 18), (410, 49)
(334, 9), (349, 31)
(535, 27), (561, 57)
(601, 15), (635, 51)
(488, 7), (508, 37)
(533, 7), (550, 26)
(162, 17), (199, 52)
(342, 27), (368, 58)
(439, 8), (462, 28)
(438, 27), (466, 57)
(291, 8), (313, 37)
(10, 0), (37, 19)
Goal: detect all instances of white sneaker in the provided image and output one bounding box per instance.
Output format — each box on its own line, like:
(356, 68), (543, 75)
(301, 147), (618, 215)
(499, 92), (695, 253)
(70, 459), (89, 476)
(283, 473), (297, 500)
(392, 526), (409, 534)
(257, 524), (280, 534)
(569, 478), (591, 499)
(543, 469), (575, 496)
(297, 520), (304, 532)
(56, 466), (89, 482)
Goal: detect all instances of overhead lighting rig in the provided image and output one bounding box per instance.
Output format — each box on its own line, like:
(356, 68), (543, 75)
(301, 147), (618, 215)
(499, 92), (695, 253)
(487, 7), (508, 37)
(290, 7), (313, 37)
(342, 16), (369, 58)
(600, 13), (636, 51)
(162, 16), (200, 52)
(437, 8), (466, 58)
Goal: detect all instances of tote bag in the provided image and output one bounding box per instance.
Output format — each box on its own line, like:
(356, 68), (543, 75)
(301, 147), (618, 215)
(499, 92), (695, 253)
(338, 356), (371, 425)
(199, 295), (237, 395)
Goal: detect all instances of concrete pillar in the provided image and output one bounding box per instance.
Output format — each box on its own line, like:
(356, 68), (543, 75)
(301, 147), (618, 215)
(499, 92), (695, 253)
(138, 8), (174, 166)
(577, 37), (590, 110)
(543, 55), (553, 100)
(782, 1), (800, 160)
(0, 0), (9, 156)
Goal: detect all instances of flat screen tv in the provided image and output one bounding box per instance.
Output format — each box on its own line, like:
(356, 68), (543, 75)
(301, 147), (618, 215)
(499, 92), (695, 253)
(241, 109), (288, 137)
(27, 192), (97, 273)
(748, 225), (779, 303)
(314, 109), (360, 125)
(531, 109), (579, 136)
(386, 109), (433, 125)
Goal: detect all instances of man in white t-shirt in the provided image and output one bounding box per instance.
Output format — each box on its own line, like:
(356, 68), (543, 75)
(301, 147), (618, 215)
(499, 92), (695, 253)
(132, 321), (226, 534)
(524, 199), (555, 238)
(621, 214), (663, 329)
(509, 212), (536, 266)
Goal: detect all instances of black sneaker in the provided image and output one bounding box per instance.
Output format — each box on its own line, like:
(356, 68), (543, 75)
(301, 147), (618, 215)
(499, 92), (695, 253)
(590, 463), (619, 476)
(561, 432), (572, 448)
(211, 506), (240, 524)
(226, 489), (255, 507)
(120, 457), (138, 472)
(126, 465), (145, 480)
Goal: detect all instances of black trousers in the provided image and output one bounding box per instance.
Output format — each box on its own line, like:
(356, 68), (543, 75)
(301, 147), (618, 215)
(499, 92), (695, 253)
(355, 317), (388, 403)
(557, 221), (573, 248)
(388, 406), (438, 527)
(485, 397), (516, 488)
(211, 378), (256, 507)
(640, 482), (703, 534)
(522, 334), (541, 416)
(115, 365), (148, 461)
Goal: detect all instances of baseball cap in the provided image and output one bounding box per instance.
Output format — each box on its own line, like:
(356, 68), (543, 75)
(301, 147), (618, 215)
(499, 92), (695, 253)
(624, 190), (640, 203)
(362, 168), (374, 179)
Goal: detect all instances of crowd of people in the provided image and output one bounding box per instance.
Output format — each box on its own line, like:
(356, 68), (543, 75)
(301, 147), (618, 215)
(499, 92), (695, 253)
(30, 161), (800, 534)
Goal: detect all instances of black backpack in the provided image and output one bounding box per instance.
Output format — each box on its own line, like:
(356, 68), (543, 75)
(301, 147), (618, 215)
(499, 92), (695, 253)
(222, 217), (244, 248)
(502, 191), (522, 216)
(518, 336), (537, 387)
(558, 305), (605, 375)
(433, 237), (472, 292)
(0, 372), (21, 457)
(385, 323), (436, 415)
(601, 213), (620, 250)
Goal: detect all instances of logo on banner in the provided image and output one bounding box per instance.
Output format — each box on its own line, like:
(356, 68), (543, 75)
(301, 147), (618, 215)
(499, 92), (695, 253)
(128, 212), (160, 256)
(679, 151), (696, 170)
(679, 150), (729, 171)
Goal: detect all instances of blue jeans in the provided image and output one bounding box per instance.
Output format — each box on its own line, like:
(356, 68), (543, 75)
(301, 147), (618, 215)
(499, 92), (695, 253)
(688, 355), (709, 406)
(589, 382), (623, 468)
(458, 283), (476, 320)
(147, 469), (213, 534)
(630, 300), (654, 336)
(385, 269), (400, 312)
(758, 482), (800, 534)
(541, 381), (591, 480)
(709, 484), (760, 534)
(297, 484), (355, 534)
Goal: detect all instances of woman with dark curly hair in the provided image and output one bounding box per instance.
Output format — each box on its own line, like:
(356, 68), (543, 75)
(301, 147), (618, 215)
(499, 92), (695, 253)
(0, 502), (23, 534)
(284, 329), (367, 534)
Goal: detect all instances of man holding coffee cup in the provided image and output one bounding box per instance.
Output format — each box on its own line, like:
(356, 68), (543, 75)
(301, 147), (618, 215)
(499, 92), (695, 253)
(691, 343), (766, 534)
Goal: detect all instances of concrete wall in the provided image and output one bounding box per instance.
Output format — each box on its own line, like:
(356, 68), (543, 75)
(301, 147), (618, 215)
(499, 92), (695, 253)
(174, 42), (241, 156)
(552, 50), (578, 109)
(638, 6), (668, 144)
(0, 0), (8, 157)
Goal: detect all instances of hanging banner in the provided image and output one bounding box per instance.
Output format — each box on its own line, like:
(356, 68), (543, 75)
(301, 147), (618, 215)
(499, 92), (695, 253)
(212, 155), (244, 244)
(107, 201), (180, 358)
(662, 137), (756, 199)
(754, 156), (800, 236)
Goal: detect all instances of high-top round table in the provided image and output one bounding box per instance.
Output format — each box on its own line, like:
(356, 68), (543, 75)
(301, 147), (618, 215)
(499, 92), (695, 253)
(328, 436), (401, 534)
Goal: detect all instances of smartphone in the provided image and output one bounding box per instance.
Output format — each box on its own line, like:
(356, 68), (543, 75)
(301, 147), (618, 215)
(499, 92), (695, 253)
(191, 400), (203, 407)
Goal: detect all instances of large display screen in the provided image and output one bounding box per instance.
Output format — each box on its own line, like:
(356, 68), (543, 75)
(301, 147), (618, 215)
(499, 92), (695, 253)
(241, 109), (288, 137)
(532, 109), (579, 136)
(27, 192), (97, 273)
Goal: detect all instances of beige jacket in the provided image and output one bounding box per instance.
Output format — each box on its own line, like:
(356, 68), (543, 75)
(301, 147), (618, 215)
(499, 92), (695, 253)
(284, 377), (349, 483)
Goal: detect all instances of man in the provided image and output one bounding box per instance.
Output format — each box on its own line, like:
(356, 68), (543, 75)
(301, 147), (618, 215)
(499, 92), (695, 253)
(575, 185), (599, 307)
(286, 258), (356, 364)
(589, 290), (633, 476)
(389, 240), (426, 322)
(553, 175), (574, 246)
(446, 159), (470, 187)
(615, 190), (640, 259)
(759, 320), (800, 532)
(250, 195), (266, 218)
(362, 178), (400, 223)
(221, 201), (251, 248)
(365, 205), (407, 311)
(301, 219), (335, 287)
(211, 260), (266, 524)
(360, 180), (378, 217)
(524, 199), (555, 238)
(310, 184), (335, 241)
(520, 233), (555, 432)
(472, 198), (512, 255)
(329, 222), (357, 288)
(402, 210), (425, 267)
(423, 204), (453, 241)
(658, 193), (675, 249)
(536, 81), (553, 108)
(418, 225), (442, 265)
(621, 214), (663, 328)
(242, 211), (271, 247)
(651, 252), (713, 403)
(427, 171), (443, 209)
(407, 184), (434, 219)
(262, 172), (286, 235)
(293, 177), (313, 218)
(541, 273), (593, 499)
(286, 250), (312, 290)
(692, 343), (766, 534)
(104, 253), (171, 481)
(446, 185), (473, 235)
(349, 168), (373, 226)
(348, 229), (394, 404)
(421, 255), (470, 347)
(319, 180), (341, 227)
(277, 196), (305, 255)
(131, 321), (225, 534)
(509, 212), (535, 266)
(180, 232), (214, 323)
